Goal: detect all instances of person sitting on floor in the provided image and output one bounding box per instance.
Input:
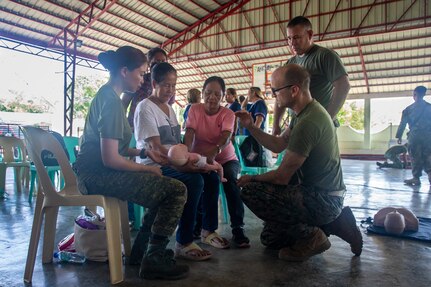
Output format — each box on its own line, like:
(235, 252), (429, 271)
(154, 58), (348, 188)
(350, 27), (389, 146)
(235, 64), (363, 261)
(376, 144), (408, 169)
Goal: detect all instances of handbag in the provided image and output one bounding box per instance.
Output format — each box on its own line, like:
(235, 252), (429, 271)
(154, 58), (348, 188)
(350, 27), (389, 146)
(74, 213), (108, 262)
(239, 135), (267, 167)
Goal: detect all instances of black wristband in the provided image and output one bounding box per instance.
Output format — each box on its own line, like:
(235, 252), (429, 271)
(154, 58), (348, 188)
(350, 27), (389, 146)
(139, 148), (147, 159)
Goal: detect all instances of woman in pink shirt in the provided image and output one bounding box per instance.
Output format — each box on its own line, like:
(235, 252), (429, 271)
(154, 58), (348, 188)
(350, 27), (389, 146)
(184, 76), (250, 248)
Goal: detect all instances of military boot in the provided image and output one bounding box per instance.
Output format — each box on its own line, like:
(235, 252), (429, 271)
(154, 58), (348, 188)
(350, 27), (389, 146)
(404, 177), (421, 186)
(321, 206), (363, 256)
(278, 228), (331, 262)
(128, 229), (151, 265)
(139, 239), (189, 280)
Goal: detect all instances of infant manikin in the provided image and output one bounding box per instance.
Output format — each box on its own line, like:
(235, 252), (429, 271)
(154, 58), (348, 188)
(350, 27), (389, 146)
(168, 144), (227, 182)
(373, 207), (419, 235)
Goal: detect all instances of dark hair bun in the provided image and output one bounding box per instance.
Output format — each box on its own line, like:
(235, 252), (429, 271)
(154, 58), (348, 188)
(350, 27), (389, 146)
(98, 46), (147, 73)
(98, 50), (119, 71)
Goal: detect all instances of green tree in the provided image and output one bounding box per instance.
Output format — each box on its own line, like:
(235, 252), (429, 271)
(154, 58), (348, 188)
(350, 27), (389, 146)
(73, 75), (106, 119)
(337, 101), (365, 130)
(0, 90), (49, 113)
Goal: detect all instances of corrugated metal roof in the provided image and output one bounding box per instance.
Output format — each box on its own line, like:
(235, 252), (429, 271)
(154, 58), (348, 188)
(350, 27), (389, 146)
(0, 0), (430, 106)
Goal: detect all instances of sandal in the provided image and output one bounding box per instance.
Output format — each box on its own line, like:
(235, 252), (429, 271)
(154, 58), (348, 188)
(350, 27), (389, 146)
(174, 242), (212, 261)
(201, 232), (230, 249)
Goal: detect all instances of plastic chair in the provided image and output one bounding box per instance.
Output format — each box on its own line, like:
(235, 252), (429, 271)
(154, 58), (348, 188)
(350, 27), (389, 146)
(234, 135), (276, 175)
(21, 126), (131, 285)
(63, 136), (80, 164)
(219, 183), (229, 224)
(0, 136), (31, 197)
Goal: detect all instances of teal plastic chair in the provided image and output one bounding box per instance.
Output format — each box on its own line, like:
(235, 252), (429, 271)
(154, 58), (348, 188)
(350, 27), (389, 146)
(219, 183), (229, 224)
(234, 135), (277, 175)
(63, 136), (79, 164)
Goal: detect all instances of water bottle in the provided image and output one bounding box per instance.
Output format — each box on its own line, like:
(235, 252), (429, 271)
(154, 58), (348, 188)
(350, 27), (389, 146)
(54, 251), (86, 263)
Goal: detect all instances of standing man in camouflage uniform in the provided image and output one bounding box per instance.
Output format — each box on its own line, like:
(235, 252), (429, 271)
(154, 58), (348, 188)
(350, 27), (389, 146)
(272, 16), (350, 135)
(396, 86), (431, 186)
(236, 64), (362, 261)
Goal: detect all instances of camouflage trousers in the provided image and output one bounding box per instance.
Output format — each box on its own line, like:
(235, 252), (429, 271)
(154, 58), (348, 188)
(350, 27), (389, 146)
(408, 132), (431, 178)
(73, 165), (187, 237)
(241, 182), (343, 249)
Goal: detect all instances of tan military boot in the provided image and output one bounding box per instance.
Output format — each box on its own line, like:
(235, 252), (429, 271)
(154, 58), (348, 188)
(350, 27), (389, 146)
(278, 228), (331, 262)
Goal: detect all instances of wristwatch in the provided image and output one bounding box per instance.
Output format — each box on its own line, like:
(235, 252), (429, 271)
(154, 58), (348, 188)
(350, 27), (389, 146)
(139, 148), (147, 159)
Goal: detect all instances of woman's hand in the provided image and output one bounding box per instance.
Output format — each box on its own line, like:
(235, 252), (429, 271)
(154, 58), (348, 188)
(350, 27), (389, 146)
(146, 149), (169, 166)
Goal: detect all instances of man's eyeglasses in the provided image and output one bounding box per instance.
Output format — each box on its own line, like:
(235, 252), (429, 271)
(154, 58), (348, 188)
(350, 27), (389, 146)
(271, 84), (294, 96)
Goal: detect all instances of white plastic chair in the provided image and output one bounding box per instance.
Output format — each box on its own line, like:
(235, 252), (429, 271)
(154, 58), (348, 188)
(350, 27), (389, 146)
(0, 135), (30, 197)
(22, 126), (131, 285)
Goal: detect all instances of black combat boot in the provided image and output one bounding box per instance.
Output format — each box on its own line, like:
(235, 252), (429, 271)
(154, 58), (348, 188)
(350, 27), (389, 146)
(321, 206), (363, 256)
(139, 239), (189, 280)
(128, 229), (151, 265)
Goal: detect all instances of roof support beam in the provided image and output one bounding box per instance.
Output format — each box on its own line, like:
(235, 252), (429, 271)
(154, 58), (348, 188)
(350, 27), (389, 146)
(217, 22), (252, 80)
(321, 0), (343, 41)
(389, 0), (418, 31)
(302, 0), (311, 16)
(0, 36), (102, 69)
(353, 0), (378, 36)
(162, 0), (252, 56)
(241, 7), (261, 45)
(356, 38), (369, 93)
(49, 0), (118, 49)
(268, 0), (287, 42)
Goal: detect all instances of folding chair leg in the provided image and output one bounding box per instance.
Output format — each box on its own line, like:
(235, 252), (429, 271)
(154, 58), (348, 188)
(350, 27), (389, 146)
(24, 192), (45, 283)
(104, 198), (124, 284)
(42, 206), (59, 263)
(14, 167), (22, 192)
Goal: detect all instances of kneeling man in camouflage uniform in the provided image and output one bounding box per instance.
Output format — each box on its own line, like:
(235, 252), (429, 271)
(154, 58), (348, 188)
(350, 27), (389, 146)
(235, 64), (362, 261)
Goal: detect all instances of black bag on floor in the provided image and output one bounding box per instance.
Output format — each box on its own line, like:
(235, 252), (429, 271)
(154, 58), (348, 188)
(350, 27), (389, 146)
(239, 136), (266, 167)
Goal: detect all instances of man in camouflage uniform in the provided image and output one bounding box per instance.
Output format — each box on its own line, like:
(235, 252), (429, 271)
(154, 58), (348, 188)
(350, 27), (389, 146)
(236, 64), (362, 261)
(396, 86), (431, 186)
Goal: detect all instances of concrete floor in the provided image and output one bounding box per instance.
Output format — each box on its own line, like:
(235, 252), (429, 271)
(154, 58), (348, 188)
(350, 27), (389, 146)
(1, 159), (431, 287)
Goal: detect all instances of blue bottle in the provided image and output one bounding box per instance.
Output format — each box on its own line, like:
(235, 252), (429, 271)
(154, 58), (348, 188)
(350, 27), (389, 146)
(54, 251), (86, 263)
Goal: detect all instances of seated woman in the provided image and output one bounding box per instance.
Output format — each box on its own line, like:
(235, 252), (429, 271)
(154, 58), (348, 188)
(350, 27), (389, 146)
(185, 76), (250, 248)
(241, 86), (268, 135)
(72, 46), (188, 280)
(134, 62), (222, 261)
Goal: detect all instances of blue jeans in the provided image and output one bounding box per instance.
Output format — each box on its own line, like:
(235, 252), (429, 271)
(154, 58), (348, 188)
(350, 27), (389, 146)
(200, 171), (221, 232)
(161, 166), (204, 245)
(221, 160), (245, 229)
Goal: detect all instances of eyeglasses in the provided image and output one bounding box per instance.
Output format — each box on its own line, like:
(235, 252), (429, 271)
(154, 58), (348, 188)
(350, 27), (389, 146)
(271, 84), (294, 96)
